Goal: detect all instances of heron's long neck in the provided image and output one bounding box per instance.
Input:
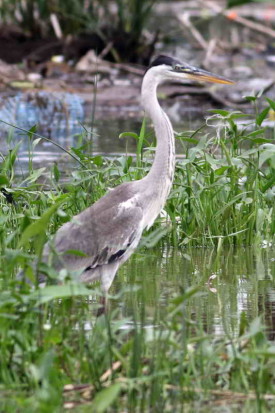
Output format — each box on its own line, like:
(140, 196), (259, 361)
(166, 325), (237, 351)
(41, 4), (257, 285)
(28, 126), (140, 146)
(140, 72), (175, 227)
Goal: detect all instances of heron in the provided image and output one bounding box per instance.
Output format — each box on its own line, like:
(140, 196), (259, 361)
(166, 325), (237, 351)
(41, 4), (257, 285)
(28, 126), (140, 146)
(41, 55), (233, 307)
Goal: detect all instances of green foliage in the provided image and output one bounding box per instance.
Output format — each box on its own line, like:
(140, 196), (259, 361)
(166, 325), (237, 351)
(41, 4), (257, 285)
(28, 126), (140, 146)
(168, 120), (275, 246)
(227, 0), (267, 8)
(0, 0), (157, 62)
(0, 264), (274, 411)
(0, 97), (274, 251)
(0, 95), (274, 410)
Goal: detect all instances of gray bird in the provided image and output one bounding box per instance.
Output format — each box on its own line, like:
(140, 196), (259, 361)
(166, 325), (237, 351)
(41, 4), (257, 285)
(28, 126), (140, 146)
(42, 55), (233, 298)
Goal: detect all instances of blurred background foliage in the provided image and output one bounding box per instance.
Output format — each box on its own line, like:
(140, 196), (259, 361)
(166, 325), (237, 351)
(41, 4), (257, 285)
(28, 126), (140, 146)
(0, 0), (157, 63)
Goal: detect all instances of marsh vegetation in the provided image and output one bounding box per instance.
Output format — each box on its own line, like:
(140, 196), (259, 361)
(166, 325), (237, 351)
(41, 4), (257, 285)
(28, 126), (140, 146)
(0, 93), (274, 411)
(0, 0), (274, 411)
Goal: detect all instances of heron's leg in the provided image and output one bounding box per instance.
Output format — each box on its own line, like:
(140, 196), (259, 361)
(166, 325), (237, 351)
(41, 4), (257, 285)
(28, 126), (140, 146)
(100, 263), (119, 292)
(96, 263), (119, 317)
(96, 295), (107, 317)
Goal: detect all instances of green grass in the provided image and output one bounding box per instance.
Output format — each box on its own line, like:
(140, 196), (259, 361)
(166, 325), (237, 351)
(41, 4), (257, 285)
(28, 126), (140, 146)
(0, 96), (275, 411)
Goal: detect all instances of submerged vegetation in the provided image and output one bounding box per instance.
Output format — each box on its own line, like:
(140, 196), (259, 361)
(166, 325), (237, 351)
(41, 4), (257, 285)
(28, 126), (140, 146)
(0, 94), (274, 410)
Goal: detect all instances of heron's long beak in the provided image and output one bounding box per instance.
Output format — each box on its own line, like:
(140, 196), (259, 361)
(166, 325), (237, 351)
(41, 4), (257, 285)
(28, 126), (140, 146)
(178, 66), (234, 85)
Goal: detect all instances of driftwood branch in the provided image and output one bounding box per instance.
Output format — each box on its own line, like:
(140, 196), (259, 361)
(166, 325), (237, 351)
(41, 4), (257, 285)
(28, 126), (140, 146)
(178, 12), (208, 49)
(203, 1), (275, 38)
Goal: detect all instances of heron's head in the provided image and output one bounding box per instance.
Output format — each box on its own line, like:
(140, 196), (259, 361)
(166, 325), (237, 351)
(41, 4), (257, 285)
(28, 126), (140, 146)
(147, 55), (234, 85)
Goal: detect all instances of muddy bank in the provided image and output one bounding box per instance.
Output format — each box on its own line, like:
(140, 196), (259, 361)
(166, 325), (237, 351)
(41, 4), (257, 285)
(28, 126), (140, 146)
(0, 0), (274, 128)
(0, 54), (273, 124)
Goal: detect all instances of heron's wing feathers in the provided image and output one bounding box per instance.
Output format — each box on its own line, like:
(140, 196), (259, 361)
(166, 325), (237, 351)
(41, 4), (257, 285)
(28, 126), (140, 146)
(44, 185), (143, 272)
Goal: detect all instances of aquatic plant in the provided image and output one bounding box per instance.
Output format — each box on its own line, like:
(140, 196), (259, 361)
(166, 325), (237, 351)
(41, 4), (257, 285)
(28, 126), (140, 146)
(0, 264), (274, 411)
(0, 95), (274, 411)
(0, 97), (274, 250)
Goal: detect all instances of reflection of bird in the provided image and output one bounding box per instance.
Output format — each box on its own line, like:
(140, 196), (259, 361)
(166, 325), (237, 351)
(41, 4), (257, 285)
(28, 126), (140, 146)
(43, 55), (233, 306)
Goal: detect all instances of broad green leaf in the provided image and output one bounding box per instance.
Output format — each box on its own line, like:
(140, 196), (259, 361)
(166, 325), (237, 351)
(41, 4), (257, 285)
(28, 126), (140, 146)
(229, 113), (249, 120)
(92, 155), (103, 166)
(22, 168), (46, 184)
(2, 143), (20, 172)
(244, 95), (257, 102)
(251, 137), (273, 144)
(251, 347), (275, 357)
(0, 174), (9, 186)
(176, 137), (198, 144)
(208, 109), (230, 117)
(265, 97), (275, 110)
(19, 196), (68, 252)
(28, 124), (37, 137)
(262, 174), (275, 193)
(140, 226), (170, 248)
(92, 383), (121, 413)
(53, 163), (60, 182)
(215, 166), (230, 175)
(29, 283), (93, 304)
(238, 147), (259, 158)
(29, 350), (54, 382)
(246, 128), (266, 139)
(205, 153), (222, 167)
(213, 193), (249, 219)
(256, 107), (269, 126)
(119, 132), (139, 140)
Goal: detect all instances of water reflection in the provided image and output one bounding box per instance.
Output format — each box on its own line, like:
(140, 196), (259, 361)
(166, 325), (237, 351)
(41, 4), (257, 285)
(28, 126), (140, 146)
(112, 247), (275, 340)
(4, 115), (203, 160)
(0, 91), (84, 141)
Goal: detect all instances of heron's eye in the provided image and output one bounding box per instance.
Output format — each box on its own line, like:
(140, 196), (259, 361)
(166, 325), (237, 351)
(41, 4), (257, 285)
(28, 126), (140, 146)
(173, 64), (182, 71)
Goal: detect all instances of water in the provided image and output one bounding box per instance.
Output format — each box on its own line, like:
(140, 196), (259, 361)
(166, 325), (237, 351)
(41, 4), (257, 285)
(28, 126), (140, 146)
(0, 88), (210, 166)
(1, 91), (274, 337)
(76, 245), (275, 412)
(1, 92), (274, 340)
(113, 246), (275, 340)
(3, 113), (204, 161)
(0, 91), (84, 140)
(1, 73), (274, 413)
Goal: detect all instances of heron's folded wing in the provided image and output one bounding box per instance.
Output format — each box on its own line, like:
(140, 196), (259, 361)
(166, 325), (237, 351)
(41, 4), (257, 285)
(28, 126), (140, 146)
(44, 201), (143, 271)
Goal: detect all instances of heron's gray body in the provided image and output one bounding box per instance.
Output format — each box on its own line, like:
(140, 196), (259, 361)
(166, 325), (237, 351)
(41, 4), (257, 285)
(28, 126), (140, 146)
(41, 55), (232, 292)
(44, 182), (143, 291)
(42, 62), (175, 291)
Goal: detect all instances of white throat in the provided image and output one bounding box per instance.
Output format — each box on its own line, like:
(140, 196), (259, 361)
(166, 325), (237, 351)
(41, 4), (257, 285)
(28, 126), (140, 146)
(140, 66), (176, 229)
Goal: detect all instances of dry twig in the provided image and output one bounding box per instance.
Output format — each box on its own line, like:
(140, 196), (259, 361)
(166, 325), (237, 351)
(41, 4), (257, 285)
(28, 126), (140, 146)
(203, 1), (275, 38)
(178, 12), (208, 49)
